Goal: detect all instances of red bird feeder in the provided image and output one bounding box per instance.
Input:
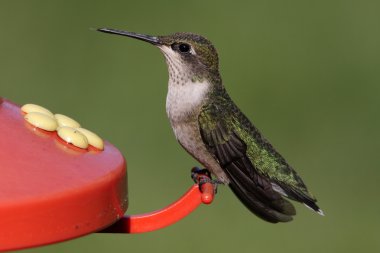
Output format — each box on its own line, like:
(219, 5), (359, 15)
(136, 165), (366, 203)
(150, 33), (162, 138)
(0, 98), (215, 251)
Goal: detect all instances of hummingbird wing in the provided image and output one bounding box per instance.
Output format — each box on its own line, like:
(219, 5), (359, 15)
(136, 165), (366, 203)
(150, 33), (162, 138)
(199, 93), (321, 222)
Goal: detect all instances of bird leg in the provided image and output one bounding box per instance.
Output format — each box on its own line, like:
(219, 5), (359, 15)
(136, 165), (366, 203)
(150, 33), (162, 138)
(191, 167), (222, 194)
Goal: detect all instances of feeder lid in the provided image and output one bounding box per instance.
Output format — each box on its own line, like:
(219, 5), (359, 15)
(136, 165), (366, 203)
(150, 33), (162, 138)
(0, 98), (128, 251)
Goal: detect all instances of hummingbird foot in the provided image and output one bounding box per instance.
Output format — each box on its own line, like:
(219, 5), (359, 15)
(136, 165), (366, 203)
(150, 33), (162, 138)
(191, 167), (222, 194)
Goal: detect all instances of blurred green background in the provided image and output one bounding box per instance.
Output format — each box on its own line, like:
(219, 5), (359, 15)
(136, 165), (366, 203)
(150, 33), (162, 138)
(1, 0), (379, 252)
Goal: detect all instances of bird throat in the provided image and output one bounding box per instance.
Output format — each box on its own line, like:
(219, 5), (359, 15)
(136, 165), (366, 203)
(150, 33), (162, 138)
(165, 74), (210, 124)
(159, 46), (210, 123)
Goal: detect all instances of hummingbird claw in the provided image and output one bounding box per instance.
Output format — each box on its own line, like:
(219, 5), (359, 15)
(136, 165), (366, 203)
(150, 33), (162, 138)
(191, 167), (211, 183)
(191, 167), (221, 194)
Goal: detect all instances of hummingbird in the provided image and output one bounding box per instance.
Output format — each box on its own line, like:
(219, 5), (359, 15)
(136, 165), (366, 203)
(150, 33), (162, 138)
(98, 28), (323, 223)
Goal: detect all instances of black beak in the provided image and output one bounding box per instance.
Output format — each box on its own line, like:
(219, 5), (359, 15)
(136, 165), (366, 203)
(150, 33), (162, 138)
(97, 28), (160, 45)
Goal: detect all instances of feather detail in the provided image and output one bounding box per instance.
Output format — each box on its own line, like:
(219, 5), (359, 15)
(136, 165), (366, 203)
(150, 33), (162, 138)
(198, 92), (321, 222)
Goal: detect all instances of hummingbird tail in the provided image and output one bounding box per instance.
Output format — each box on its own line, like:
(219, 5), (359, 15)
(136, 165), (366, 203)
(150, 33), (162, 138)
(304, 203), (325, 216)
(274, 181), (324, 216)
(225, 160), (296, 223)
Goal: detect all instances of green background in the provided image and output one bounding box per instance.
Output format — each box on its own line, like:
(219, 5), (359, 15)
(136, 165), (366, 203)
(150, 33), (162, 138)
(1, 0), (379, 252)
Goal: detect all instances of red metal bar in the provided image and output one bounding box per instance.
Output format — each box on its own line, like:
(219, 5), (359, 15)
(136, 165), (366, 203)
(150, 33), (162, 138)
(100, 181), (214, 234)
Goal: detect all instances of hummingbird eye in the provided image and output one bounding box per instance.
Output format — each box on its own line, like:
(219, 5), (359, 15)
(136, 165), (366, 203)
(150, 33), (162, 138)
(171, 43), (191, 54)
(179, 43), (190, 53)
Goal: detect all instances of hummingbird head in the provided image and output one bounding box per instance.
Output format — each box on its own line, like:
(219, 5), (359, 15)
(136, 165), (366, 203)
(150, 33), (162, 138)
(98, 28), (221, 83)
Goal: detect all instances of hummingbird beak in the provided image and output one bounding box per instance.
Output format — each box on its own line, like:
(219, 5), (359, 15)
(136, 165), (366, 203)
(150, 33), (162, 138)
(97, 28), (160, 45)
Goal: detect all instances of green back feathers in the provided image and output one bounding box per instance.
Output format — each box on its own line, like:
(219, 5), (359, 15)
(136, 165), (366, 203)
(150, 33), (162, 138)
(198, 90), (320, 220)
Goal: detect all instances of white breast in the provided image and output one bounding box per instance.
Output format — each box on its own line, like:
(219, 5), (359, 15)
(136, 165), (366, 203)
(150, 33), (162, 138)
(166, 80), (210, 122)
